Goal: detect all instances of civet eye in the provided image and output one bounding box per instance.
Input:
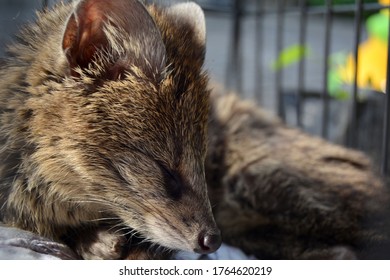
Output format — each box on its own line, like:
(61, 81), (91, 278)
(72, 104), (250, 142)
(159, 164), (183, 200)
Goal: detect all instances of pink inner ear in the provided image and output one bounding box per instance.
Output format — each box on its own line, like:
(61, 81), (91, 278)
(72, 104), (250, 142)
(62, 0), (110, 72)
(62, 0), (166, 80)
(79, 1), (106, 47)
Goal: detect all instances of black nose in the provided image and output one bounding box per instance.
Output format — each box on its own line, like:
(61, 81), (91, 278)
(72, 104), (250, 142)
(195, 231), (222, 254)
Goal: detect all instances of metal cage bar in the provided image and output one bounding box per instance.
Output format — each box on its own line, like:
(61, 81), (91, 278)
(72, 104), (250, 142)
(297, 0), (308, 128)
(254, 0), (264, 104)
(382, 8), (390, 176)
(225, 0), (244, 94)
(276, 0), (286, 120)
(348, 0), (363, 149)
(321, 0), (333, 139)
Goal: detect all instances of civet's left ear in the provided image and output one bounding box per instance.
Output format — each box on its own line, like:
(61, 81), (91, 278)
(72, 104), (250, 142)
(62, 0), (166, 81)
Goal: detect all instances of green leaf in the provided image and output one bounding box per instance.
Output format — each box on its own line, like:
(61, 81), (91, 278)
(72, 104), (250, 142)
(272, 44), (310, 71)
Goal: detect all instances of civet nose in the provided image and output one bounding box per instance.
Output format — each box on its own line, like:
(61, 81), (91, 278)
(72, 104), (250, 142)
(195, 231), (222, 254)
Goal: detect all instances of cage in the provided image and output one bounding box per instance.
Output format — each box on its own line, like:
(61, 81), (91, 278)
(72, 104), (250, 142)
(197, 0), (390, 175)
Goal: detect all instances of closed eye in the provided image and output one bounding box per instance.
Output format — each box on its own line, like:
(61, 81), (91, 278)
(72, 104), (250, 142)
(158, 163), (183, 200)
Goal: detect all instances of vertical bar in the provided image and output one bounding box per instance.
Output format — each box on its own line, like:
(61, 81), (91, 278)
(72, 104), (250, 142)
(381, 11), (390, 176)
(254, 0), (264, 103)
(348, 0), (363, 148)
(297, 0), (308, 128)
(226, 0), (243, 93)
(322, 0), (332, 139)
(276, 0), (285, 120)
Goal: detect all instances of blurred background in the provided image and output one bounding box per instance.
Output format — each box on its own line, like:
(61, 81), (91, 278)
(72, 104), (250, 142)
(0, 0), (389, 174)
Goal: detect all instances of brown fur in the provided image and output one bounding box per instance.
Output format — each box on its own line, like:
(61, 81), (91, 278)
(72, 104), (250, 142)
(0, 0), (220, 259)
(206, 86), (390, 259)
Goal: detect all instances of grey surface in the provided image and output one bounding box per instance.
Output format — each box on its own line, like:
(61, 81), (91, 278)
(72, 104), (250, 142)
(0, 224), (78, 260)
(0, 245), (60, 260)
(0, 223), (253, 260)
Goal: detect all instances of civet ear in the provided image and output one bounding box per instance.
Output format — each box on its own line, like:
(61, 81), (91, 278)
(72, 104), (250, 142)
(62, 0), (166, 80)
(166, 2), (206, 47)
